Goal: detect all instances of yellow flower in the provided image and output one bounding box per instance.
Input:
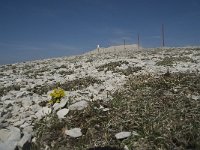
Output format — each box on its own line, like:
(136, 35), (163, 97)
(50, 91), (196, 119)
(48, 87), (65, 105)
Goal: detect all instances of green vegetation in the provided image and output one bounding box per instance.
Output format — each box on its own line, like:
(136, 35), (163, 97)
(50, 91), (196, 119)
(60, 76), (102, 91)
(96, 61), (129, 72)
(156, 56), (196, 66)
(28, 76), (102, 95)
(32, 72), (200, 150)
(114, 66), (142, 76)
(0, 85), (20, 97)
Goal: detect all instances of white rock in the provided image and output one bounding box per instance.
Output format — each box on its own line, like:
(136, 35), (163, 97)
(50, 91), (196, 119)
(0, 126), (21, 150)
(132, 131), (139, 136)
(13, 120), (25, 127)
(103, 108), (110, 112)
(16, 91), (27, 98)
(35, 107), (52, 120)
(4, 100), (14, 105)
(22, 126), (33, 135)
(20, 122), (30, 129)
(17, 132), (32, 150)
(191, 95), (200, 100)
(65, 128), (82, 138)
(16, 79), (22, 83)
(56, 108), (69, 119)
(1, 95), (12, 101)
(53, 98), (69, 111)
(115, 131), (131, 139)
(124, 145), (129, 150)
(68, 100), (88, 110)
(21, 98), (33, 107)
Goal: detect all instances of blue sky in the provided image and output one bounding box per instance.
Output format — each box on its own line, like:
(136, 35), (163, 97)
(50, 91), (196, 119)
(0, 0), (200, 64)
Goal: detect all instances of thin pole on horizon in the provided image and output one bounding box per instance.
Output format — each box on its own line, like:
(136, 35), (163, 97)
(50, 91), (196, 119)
(137, 33), (140, 49)
(124, 39), (126, 50)
(161, 24), (165, 47)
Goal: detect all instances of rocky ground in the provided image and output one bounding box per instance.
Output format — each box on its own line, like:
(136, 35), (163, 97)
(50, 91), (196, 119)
(0, 45), (200, 150)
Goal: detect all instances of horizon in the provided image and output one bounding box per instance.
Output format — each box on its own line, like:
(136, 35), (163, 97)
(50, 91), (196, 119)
(1, 0), (200, 65)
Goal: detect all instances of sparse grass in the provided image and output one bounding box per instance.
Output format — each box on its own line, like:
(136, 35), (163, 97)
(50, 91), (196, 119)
(28, 77), (102, 95)
(32, 72), (200, 150)
(111, 72), (200, 149)
(86, 59), (94, 63)
(96, 61), (129, 72)
(156, 56), (196, 66)
(23, 67), (49, 78)
(194, 53), (200, 56)
(114, 66), (142, 76)
(0, 85), (21, 97)
(60, 76), (102, 91)
(75, 65), (83, 69)
(58, 70), (74, 76)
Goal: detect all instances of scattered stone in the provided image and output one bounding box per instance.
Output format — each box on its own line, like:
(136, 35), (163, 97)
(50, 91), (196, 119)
(191, 95), (200, 100)
(20, 122), (30, 129)
(22, 126), (33, 135)
(103, 108), (110, 112)
(21, 97), (33, 107)
(53, 98), (69, 111)
(124, 145), (129, 150)
(68, 100), (88, 110)
(17, 132), (32, 150)
(0, 126), (21, 150)
(65, 128), (82, 138)
(1, 95), (12, 101)
(13, 120), (25, 127)
(132, 131), (139, 136)
(56, 108), (69, 119)
(115, 131), (131, 140)
(35, 107), (52, 120)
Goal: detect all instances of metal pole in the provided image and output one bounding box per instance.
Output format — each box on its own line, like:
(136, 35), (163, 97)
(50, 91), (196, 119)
(161, 24), (165, 47)
(137, 33), (140, 49)
(124, 39), (126, 50)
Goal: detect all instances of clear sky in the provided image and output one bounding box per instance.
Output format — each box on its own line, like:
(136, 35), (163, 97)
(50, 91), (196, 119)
(0, 0), (200, 64)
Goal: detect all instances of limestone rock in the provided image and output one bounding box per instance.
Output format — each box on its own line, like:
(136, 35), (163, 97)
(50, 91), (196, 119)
(35, 107), (52, 120)
(17, 132), (32, 150)
(56, 108), (69, 119)
(13, 120), (25, 127)
(68, 100), (88, 110)
(65, 128), (82, 138)
(0, 126), (21, 150)
(115, 131), (131, 140)
(53, 98), (69, 111)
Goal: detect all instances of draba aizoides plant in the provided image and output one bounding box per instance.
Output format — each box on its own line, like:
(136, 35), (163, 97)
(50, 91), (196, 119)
(48, 87), (65, 104)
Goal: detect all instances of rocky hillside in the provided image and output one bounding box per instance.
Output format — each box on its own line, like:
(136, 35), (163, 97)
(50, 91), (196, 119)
(0, 45), (200, 150)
